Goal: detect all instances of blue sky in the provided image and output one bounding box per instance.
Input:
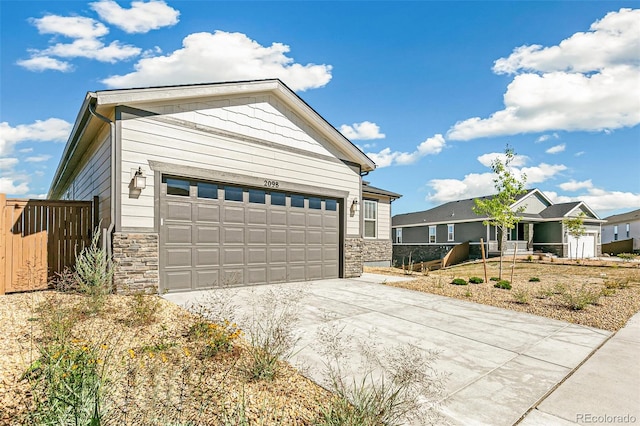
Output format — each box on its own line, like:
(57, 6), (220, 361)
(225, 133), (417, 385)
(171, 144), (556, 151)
(1, 1), (639, 217)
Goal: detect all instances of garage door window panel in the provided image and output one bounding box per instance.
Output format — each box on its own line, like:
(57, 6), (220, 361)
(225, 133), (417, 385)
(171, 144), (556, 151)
(166, 178), (190, 196)
(224, 186), (244, 202)
(291, 194), (305, 208)
(325, 199), (337, 211)
(271, 192), (286, 206)
(197, 182), (218, 199)
(249, 189), (266, 204)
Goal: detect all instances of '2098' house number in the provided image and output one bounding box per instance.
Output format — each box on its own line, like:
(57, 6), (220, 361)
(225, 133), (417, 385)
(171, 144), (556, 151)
(264, 180), (279, 188)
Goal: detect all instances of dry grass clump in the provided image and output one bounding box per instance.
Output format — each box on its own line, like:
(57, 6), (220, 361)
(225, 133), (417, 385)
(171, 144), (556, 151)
(368, 261), (640, 331)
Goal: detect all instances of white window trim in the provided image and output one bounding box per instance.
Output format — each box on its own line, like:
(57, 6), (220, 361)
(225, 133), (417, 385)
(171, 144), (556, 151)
(447, 224), (455, 242)
(395, 228), (402, 244)
(429, 225), (436, 243)
(363, 199), (377, 239)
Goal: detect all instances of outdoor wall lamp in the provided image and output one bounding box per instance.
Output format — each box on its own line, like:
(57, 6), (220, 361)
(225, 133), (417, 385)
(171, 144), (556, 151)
(350, 198), (359, 215)
(132, 167), (146, 190)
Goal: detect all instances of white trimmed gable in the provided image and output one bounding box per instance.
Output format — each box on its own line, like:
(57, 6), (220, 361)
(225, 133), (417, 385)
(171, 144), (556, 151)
(512, 190), (552, 214)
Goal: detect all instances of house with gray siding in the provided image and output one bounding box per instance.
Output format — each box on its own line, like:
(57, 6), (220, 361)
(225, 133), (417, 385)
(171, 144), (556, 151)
(48, 79), (399, 293)
(392, 189), (603, 264)
(601, 209), (640, 252)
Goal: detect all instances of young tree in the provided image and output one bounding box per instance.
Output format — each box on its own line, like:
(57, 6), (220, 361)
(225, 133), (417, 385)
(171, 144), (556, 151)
(473, 147), (527, 279)
(563, 212), (587, 260)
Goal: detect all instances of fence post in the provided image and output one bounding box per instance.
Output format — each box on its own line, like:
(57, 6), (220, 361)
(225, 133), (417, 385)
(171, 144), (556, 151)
(0, 194), (5, 295)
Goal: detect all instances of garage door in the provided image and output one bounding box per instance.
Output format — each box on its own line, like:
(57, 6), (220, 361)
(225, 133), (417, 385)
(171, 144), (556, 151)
(159, 176), (340, 292)
(568, 234), (595, 259)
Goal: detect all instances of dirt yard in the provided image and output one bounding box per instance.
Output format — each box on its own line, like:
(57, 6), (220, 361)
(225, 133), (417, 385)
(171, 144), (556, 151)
(367, 259), (640, 332)
(0, 291), (331, 425)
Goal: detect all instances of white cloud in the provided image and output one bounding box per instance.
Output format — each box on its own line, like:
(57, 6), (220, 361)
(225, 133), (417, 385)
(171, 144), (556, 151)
(447, 8), (640, 141)
(25, 155), (52, 163)
(546, 188), (640, 213)
(16, 56), (72, 72)
(546, 143), (566, 154)
(340, 121), (385, 140)
(101, 31), (332, 91)
(0, 158), (19, 170)
(43, 38), (141, 63)
(31, 15), (109, 38)
(91, 0), (179, 33)
(427, 172), (496, 204)
(519, 163), (567, 184)
(477, 152), (528, 167)
(575, 151), (585, 157)
(536, 133), (559, 143)
(0, 118), (71, 156)
(558, 179), (593, 191)
(365, 134), (446, 168)
(0, 177), (29, 195)
(493, 8), (640, 75)
(19, 14), (141, 71)
(426, 154), (566, 203)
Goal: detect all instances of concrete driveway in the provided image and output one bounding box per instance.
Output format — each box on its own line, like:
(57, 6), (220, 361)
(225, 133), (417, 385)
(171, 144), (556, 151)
(164, 273), (611, 425)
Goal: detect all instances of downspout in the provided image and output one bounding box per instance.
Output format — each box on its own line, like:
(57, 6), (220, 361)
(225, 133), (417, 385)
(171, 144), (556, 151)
(87, 99), (116, 257)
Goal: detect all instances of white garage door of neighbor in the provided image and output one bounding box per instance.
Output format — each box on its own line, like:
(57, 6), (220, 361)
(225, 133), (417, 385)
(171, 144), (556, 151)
(568, 234), (595, 258)
(159, 176), (340, 292)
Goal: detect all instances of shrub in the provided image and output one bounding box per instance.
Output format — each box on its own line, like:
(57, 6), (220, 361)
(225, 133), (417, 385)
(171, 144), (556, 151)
(489, 277), (500, 282)
(127, 291), (162, 326)
(528, 277), (540, 282)
(560, 285), (601, 310)
(187, 320), (242, 357)
(494, 280), (512, 290)
(315, 323), (447, 426)
(451, 278), (468, 286)
(468, 277), (484, 284)
(241, 287), (305, 381)
(73, 229), (114, 314)
(617, 253), (638, 262)
(512, 289), (530, 304)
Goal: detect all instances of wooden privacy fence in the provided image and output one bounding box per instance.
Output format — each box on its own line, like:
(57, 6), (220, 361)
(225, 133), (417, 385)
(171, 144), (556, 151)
(0, 194), (97, 294)
(602, 238), (633, 256)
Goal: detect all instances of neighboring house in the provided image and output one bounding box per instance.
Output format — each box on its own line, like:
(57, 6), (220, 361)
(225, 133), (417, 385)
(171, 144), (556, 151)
(361, 182), (401, 267)
(601, 209), (640, 252)
(392, 189), (603, 264)
(48, 79), (399, 293)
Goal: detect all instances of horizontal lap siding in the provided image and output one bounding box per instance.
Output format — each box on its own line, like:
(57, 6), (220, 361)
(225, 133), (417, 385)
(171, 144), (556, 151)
(60, 130), (111, 227)
(120, 109), (360, 233)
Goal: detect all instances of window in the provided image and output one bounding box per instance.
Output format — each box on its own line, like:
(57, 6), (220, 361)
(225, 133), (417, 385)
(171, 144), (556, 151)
(395, 228), (402, 244)
(309, 197), (321, 209)
(197, 182), (217, 199)
(271, 191), (286, 206)
(249, 189), (265, 204)
(626, 223), (630, 238)
(364, 200), (377, 238)
(614, 225), (618, 241)
(224, 186), (243, 202)
(166, 178), (190, 196)
(447, 224), (455, 242)
(291, 194), (305, 208)
(325, 199), (337, 211)
(429, 226), (436, 243)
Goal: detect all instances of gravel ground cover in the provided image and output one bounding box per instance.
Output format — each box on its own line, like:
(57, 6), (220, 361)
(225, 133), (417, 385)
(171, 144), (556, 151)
(368, 260), (640, 332)
(0, 291), (332, 425)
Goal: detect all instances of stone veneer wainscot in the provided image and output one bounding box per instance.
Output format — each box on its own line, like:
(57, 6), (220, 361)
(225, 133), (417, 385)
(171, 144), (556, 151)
(112, 233), (159, 293)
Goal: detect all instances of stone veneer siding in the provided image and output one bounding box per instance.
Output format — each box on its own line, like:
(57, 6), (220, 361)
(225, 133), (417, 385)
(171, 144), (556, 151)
(112, 232), (159, 293)
(344, 237), (363, 278)
(363, 239), (393, 266)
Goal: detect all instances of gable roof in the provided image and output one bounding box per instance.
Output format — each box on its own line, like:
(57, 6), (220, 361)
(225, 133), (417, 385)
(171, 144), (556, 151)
(392, 189), (536, 226)
(50, 79), (375, 197)
(393, 189), (602, 227)
(603, 208), (640, 224)
(362, 182), (401, 200)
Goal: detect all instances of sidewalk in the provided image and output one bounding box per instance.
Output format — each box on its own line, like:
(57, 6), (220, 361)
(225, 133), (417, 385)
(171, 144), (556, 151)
(519, 311), (640, 425)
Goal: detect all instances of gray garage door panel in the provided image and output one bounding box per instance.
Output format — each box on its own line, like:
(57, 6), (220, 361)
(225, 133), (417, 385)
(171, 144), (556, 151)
(160, 178), (340, 292)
